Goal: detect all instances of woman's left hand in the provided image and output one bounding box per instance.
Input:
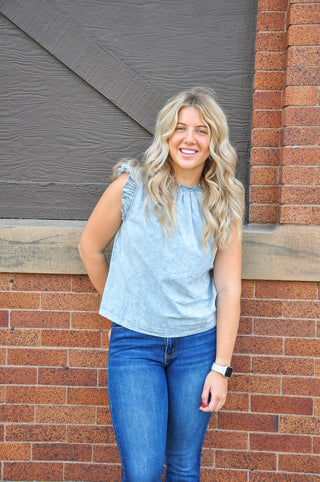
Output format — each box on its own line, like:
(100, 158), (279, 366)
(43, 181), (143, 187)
(199, 370), (228, 412)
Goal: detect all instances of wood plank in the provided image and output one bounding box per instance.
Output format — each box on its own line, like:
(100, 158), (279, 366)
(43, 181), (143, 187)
(0, 222), (319, 281)
(0, 0), (165, 134)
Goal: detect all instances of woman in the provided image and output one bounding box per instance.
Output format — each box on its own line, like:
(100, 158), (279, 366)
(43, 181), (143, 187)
(79, 87), (244, 481)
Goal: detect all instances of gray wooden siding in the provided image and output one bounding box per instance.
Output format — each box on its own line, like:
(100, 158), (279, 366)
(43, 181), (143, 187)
(0, 0), (257, 221)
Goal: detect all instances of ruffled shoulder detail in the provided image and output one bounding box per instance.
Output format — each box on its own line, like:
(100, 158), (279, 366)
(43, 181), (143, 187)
(117, 164), (138, 221)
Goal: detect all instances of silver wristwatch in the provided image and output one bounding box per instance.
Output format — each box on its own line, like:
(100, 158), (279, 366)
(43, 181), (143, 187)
(211, 362), (233, 378)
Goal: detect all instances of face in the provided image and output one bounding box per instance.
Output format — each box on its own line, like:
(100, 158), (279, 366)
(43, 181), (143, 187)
(168, 106), (210, 186)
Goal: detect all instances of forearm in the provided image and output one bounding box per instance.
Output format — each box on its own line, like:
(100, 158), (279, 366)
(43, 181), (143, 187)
(79, 248), (109, 296)
(215, 288), (241, 365)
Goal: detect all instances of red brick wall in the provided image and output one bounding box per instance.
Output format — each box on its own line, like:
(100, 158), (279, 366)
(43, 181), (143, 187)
(0, 1), (320, 480)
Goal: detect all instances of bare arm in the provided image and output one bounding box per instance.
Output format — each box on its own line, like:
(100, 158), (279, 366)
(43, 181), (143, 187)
(200, 221), (242, 412)
(78, 173), (129, 295)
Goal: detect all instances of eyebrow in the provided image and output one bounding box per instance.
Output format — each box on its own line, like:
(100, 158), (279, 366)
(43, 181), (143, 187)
(176, 122), (208, 129)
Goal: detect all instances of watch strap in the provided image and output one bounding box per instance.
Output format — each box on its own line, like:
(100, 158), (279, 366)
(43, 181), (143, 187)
(211, 362), (233, 378)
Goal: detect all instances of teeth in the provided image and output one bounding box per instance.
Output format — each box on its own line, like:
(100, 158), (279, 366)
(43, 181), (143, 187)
(181, 149), (197, 154)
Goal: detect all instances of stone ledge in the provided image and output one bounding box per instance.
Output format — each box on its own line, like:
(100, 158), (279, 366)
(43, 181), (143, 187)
(0, 220), (319, 281)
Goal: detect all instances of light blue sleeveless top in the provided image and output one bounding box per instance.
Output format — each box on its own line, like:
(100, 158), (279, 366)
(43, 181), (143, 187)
(99, 164), (217, 337)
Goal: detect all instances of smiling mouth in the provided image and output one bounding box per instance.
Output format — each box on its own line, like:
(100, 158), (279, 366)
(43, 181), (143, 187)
(180, 149), (197, 155)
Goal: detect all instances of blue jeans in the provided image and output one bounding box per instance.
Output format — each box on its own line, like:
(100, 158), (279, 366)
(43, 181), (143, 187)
(108, 323), (216, 481)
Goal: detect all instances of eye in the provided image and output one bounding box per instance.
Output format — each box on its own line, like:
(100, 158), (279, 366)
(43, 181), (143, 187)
(197, 129), (208, 135)
(175, 126), (185, 131)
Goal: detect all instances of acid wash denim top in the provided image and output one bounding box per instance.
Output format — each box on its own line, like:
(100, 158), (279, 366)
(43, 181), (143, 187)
(99, 164), (218, 337)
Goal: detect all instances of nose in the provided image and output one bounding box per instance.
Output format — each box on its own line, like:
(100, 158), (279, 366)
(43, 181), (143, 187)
(185, 129), (195, 143)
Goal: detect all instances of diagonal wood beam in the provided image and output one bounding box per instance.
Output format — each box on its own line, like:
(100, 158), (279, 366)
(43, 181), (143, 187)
(0, 0), (166, 134)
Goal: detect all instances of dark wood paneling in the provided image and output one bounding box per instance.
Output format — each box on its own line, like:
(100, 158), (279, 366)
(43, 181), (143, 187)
(0, 0), (257, 220)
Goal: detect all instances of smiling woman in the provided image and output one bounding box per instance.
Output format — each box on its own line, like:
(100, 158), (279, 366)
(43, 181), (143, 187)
(78, 87), (244, 481)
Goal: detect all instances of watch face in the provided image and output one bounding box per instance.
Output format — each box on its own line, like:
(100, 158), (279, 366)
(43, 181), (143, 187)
(225, 367), (233, 377)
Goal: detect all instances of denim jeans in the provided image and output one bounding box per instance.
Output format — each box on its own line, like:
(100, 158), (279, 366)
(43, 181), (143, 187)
(108, 322), (216, 481)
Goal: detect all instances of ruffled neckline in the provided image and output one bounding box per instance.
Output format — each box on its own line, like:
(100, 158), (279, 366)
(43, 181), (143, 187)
(178, 182), (202, 192)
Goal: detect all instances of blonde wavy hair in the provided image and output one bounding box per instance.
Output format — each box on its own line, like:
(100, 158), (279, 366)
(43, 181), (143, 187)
(114, 87), (244, 250)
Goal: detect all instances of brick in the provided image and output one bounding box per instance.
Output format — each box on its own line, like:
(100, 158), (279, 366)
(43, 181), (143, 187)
(255, 51), (285, 70)
(11, 273), (71, 292)
(97, 406), (112, 425)
(286, 66), (320, 86)
(280, 186), (320, 204)
(7, 348), (67, 367)
(0, 348), (5, 365)
(11, 310), (70, 329)
(251, 128), (280, 147)
(284, 301), (320, 320)
(0, 442), (30, 460)
(250, 186), (279, 203)
(283, 377), (320, 397)
(285, 86), (318, 106)
(287, 46), (320, 67)
(0, 273), (11, 290)
(316, 167), (320, 185)
(241, 280), (255, 298)
(93, 444), (120, 463)
(285, 337), (320, 356)
(256, 32), (286, 51)
(67, 387), (108, 406)
(252, 356), (314, 377)
(285, 107), (320, 127)
(71, 311), (108, 330)
(222, 392), (249, 412)
(38, 367), (97, 386)
(256, 281), (317, 300)
(36, 405), (95, 424)
(6, 386), (65, 405)
(290, 4), (320, 25)
(283, 127), (317, 146)
(251, 148), (280, 166)
(69, 349), (108, 368)
(67, 425), (116, 444)
(204, 430), (248, 450)
(0, 292), (39, 309)
(253, 90), (282, 109)
(218, 412), (278, 432)
(0, 424), (3, 439)
(249, 204), (278, 224)
(71, 275), (97, 293)
(279, 205), (314, 224)
(240, 299), (283, 317)
(201, 469), (247, 482)
(251, 395), (313, 415)
(0, 310), (9, 327)
(64, 463), (121, 482)
(280, 416), (320, 435)
(234, 335), (283, 355)
(254, 318), (315, 337)
(258, 0), (288, 10)
(3, 462), (63, 481)
(216, 449), (276, 470)
(0, 367), (37, 385)
(98, 369), (107, 387)
(281, 166), (314, 184)
(257, 11), (285, 31)
(0, 404), (34, 422)
(252, 110), (282, 129)
(236, 317), (252, 335)
(229, 374), (281, 394)
(41, 329), (100, 348)
(279, 454), (320, 474)
(6, 424), (66, 442)
(281, 147), (320, 165)
(0, 386), (4, 402)
(315, 436), (320, 453)
(41, 292), (100, 311)
(250, 433), (312, 453)
(0, 328), (40, 346)
(33, 443), (92, 461)
(254, 72), (284, 90)
(250, 474), (312, 482)
(288, 25), (320, 46)
(250, 167), (277, 185)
